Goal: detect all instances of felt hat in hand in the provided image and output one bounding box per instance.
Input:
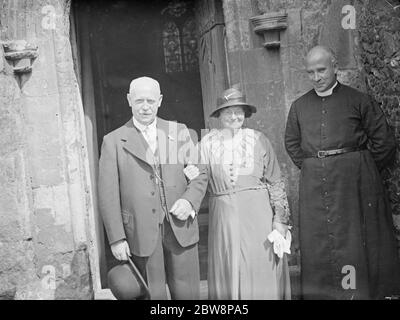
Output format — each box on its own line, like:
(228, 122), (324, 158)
(210, 87), (257, 118)
(107, 257), (150, 300)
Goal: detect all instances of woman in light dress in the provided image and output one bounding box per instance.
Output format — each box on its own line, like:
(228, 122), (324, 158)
(200, 87), (291, 300)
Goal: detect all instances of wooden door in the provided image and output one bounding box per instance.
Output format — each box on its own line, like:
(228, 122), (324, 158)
(193, 0), (229, 282)
(195, 0), (228, 130)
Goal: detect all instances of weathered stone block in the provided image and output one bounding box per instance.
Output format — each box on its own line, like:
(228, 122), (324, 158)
(226, 50), (242, 84)
(241, 48), (283, 84)
(0, 75), (23, 157)
(0, 48), (4, 73)
(33, 207), (74, 255)
(280, 8), (302, 49)
(0, 155), (30, 242)
(54, 247), (93, 299)
(0, 238), (36, 300)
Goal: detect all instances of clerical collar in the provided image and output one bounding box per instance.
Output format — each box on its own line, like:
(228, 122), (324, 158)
(315, 81), (338, 97)
(132, 116), (157, 132)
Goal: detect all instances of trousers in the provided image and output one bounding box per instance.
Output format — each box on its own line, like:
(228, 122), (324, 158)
(131, 217), (200, 300)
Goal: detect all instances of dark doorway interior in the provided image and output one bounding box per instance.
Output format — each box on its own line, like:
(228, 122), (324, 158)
(73, 0), (209, 288)
(82, 0), (205, 142)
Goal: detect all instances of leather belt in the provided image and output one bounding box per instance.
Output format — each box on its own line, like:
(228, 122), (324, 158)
(305, 146), (365, 159)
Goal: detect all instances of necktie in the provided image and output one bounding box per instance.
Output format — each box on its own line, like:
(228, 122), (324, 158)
(143, 127), (157, 154)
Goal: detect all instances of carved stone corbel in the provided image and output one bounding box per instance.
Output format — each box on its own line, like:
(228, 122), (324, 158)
(250, 12), (288, 49)
(3, 40), (38, 74)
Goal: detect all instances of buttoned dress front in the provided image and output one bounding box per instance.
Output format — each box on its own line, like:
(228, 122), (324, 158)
(201, 128), (291, 300)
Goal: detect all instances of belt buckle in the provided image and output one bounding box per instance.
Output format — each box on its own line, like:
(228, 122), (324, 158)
(317, 151), (326, 158)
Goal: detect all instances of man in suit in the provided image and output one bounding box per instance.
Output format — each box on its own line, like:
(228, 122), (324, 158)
(98, 76), (208, 299)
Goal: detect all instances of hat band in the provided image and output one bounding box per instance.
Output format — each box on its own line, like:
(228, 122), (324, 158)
(217, 97), (247, 107)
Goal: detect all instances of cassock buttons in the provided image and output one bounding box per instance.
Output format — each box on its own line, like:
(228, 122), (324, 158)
(151, 191), (155, 196)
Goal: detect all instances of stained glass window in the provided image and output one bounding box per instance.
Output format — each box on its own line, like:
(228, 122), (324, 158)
(161, 1), (198, 74)
(182, 18), (198, 72)
(162, 21), (183, 73)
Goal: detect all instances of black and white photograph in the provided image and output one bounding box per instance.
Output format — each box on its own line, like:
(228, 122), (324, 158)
(1, 0), (400, 306)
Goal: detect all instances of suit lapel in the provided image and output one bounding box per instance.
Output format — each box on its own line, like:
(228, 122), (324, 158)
(121, 119), (155, 166)
(157, 117), (175, 165)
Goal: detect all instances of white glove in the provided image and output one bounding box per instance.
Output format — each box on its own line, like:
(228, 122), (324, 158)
(267, 229), (291, 258)
(184, 165), (200, 181)
(110, 240), (131, 261)
(170, 199), (196, 221)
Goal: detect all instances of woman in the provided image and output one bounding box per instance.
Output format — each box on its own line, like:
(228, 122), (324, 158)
(200, 87), (291, 300)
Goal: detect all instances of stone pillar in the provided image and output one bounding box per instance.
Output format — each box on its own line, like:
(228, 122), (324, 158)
(0, 0), (95, 299)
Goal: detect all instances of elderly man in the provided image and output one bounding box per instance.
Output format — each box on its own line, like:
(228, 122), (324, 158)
(285, 45), (400, 299)
(98, 76), (207, 299)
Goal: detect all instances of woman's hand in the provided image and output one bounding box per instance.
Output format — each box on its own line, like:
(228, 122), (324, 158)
(272, 221), (289, 238)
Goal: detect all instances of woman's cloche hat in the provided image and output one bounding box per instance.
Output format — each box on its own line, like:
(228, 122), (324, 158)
(210, 87), (257, 118)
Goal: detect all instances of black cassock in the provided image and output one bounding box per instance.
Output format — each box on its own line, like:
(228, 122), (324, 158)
(285, 82), (400, 299)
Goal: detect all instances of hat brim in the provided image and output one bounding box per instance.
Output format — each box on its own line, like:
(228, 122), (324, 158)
(108, 258), (150, 300)
(210, 102), (257, 118)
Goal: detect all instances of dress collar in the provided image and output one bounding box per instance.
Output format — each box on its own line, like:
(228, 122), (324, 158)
(315, 81), (338, 97)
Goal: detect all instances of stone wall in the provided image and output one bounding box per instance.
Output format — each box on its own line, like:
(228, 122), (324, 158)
(0, 0), (95, 299)
(358, 0), (400, 238)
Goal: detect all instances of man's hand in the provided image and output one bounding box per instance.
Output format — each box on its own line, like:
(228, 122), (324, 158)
(273, 221), (289, 238)
(170, 199), (193, 221)
(111, 240), (131, 261)
(184, 165), (200, 181)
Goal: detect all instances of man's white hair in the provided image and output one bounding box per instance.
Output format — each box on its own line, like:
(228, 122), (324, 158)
(129, 76), (161, 95)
